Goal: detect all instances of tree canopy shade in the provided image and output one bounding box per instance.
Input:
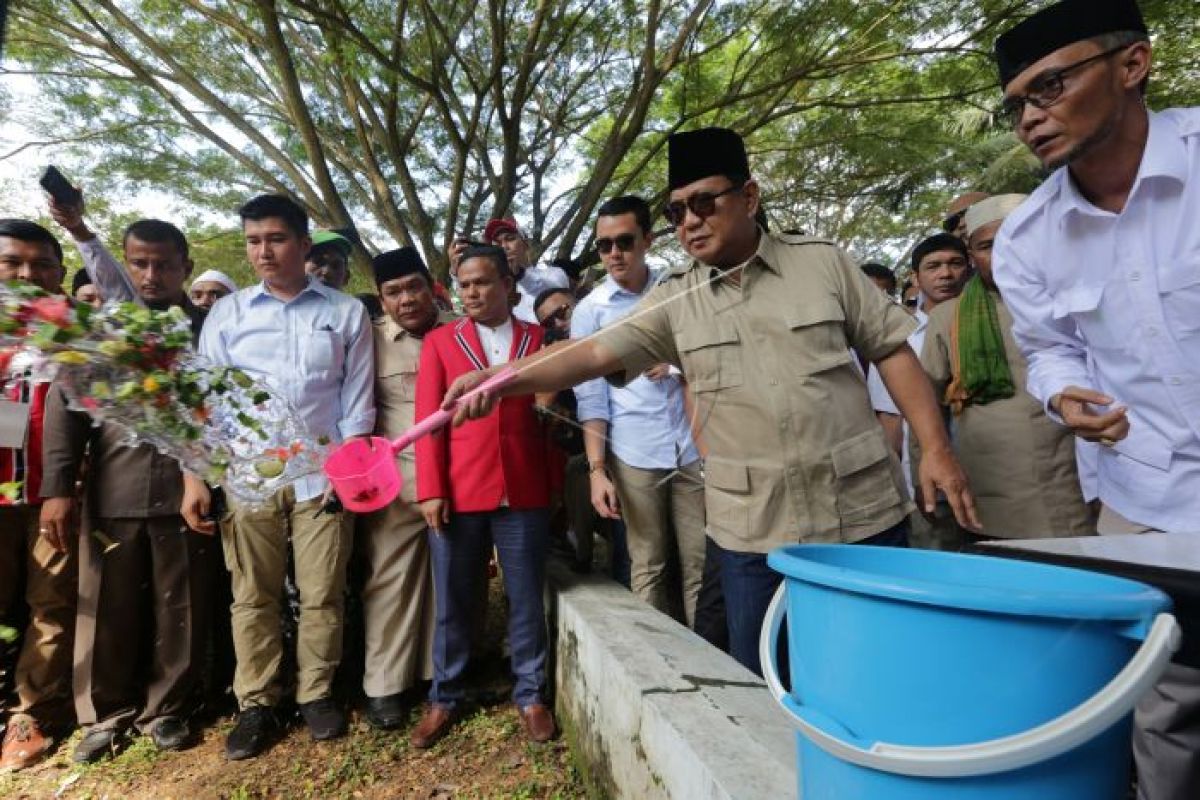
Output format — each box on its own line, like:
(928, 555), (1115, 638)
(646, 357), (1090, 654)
(2, 1), (1196, 273)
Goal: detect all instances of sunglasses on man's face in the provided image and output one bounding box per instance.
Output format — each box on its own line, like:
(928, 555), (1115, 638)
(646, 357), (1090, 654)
(540, 304), (572, 327)
(595, 233), (638, 255)
(662, 183), (743, 226)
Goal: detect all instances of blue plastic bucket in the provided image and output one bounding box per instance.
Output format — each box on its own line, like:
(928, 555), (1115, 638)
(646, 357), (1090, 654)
(761, 545), (1179, 800)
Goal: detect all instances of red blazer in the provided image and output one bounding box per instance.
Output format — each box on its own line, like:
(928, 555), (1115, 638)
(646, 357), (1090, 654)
(415, 316), (554, 512)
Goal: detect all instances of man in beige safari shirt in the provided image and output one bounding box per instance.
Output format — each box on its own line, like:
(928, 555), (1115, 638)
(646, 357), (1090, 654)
(360, 247), (456, 730)
(437, 127), (980, 675)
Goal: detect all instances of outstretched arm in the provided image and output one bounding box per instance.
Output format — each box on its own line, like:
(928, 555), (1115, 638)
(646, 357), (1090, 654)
(442, 338), (624, 426)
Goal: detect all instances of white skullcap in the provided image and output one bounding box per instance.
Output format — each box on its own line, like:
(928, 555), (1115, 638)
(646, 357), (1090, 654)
(964, 194), (1028, 238)
(190, 269), (238, 294)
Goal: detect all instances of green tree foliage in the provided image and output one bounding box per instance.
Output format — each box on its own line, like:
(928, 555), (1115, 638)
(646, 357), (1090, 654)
(2, 0), (1196, 274)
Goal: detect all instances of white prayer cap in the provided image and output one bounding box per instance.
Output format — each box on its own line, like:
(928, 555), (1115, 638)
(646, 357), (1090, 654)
(964, 194), (1028, 238)
(190, 269), (238, 294)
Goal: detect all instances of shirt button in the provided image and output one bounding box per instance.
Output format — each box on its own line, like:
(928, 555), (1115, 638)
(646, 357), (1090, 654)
(1147, 327), (1158, 338)
(1170, 377), (1183, 386)
(769, 379), (779, 386)
(1130, 271), (1141, 281)
(779, 420), (789, 431)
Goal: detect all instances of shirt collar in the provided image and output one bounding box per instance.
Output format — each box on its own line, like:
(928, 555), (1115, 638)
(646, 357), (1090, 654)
(1060, 110), (1188, 218)
(597, 269), (659, 301)
(248, 274), (329, 304)
(474, 316), (513, 337)
(382, 309), (455, 341)
(701, 228), (780, 286)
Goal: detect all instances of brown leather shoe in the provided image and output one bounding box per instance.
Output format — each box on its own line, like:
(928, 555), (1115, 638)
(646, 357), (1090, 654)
(1, 714), (52, 772)
(409, 704), (456, 749)
(518, 703), (558, 743)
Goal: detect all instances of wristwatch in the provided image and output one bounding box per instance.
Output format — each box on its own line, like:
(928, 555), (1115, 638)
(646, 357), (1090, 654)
(588, 460), (608, 475)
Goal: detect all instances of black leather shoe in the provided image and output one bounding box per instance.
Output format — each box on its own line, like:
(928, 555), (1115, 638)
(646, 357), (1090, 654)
(364, 694), (406, 731)
(225, 706), (277, 761)
(72, 728), (122, 764)
(299, 697), (347, 741)
(150, 716), (191, 751)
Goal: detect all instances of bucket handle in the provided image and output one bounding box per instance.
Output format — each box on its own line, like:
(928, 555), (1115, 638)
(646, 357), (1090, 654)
(760, 583), (1179, 778)
(390, 366), (518, 453)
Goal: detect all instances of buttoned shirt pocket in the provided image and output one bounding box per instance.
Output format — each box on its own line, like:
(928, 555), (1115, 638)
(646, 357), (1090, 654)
(377, 368), (417, 404)
(1159, 255), (1200, 336)
(703, 457), (751, 540)
(1050, 283), (1122, 349)
(677, 324), (743, 393)
(786, 299), (848, 375)
(304, 330), (345, 376)
(830, 428), (904, 525)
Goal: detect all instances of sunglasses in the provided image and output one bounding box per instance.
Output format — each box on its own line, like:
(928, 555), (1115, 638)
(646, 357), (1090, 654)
(662, 183), (743, 226)
(903, 297), (919, 308)
(595, 233), (638, 255)
(540, 304), (572, 327)
(997, 45), (1128, 128)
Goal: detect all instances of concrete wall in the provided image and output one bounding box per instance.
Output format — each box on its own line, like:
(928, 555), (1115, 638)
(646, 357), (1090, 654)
(550, 564), (798, 799)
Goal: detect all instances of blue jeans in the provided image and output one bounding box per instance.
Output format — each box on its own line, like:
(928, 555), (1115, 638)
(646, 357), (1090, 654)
(428, 507), (550, 707)
(715, 520), (909, 677)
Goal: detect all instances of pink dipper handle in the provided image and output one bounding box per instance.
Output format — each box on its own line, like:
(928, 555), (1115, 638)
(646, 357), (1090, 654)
(390, 366), (518, 453)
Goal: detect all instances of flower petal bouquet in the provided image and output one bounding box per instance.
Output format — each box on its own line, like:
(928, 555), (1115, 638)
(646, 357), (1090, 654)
(0, 282), (326, 501)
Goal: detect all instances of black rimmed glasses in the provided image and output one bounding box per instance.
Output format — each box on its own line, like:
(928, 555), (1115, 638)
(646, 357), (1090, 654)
(662, 183), (744, 226)
(595, 233), (637, 254)
(998, 45), (1129, 128)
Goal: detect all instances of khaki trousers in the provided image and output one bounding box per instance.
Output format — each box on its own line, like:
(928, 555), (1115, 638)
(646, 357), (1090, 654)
(1098, 504), (1200, 800)
(73, 516), (214, 733)
(223, 486), (351, 707)
(359, 501), (433, 699)
(607, 457), (706, 625)
(0, 504), (77, 727)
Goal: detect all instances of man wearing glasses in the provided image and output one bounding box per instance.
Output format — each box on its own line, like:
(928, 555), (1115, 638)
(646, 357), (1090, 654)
(991, 2), (1200, 797)
(437, 128), (980, 676)
(569, 195), (709, 634)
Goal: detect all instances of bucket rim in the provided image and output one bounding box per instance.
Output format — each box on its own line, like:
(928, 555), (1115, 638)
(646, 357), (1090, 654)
(767, 544), (1169, 622)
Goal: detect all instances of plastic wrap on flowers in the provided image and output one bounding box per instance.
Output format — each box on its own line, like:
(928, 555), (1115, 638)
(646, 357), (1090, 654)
(0, 283), (326, 502)
(57, 354), (327, 502)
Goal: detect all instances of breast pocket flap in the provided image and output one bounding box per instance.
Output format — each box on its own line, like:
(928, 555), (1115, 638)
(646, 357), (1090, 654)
(831, 429), (890, 478)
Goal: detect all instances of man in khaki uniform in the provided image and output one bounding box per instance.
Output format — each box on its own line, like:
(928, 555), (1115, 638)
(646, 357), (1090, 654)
(360, 247), (455, 729)
(919, 195), (1095, 539)
(438, 127), (980, 675)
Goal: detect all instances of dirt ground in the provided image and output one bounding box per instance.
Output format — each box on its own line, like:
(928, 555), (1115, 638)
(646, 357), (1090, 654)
(2, 578), (593, 800)
(1, 701), (588, 800)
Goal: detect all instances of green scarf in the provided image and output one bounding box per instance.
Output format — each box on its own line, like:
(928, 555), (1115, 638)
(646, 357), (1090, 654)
(946, 274), (1015, 414)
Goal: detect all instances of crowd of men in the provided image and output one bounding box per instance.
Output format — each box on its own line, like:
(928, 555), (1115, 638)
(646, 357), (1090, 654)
(1, 0), (1198, 797)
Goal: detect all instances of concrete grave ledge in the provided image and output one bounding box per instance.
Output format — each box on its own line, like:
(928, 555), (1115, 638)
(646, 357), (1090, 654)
(549, 561), (798, 799)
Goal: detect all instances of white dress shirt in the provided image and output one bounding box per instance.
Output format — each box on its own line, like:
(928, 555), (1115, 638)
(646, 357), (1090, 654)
(993, 108), (1200, 531)
(867, 307), (929, 497)
(571, 270), (699, 470)
(475, 317), (514, 366)
(199, 277), (376, 501)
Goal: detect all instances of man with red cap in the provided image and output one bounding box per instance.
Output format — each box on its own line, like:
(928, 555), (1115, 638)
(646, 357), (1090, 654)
(992, 1), (1200, 796)
(483, 218), (568, 324)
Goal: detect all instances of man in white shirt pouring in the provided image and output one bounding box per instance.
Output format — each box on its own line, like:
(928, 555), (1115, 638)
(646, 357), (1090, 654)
(991, 1), (1200, 796)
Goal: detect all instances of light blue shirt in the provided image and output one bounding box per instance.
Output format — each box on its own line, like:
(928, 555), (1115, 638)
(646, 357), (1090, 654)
(571, 270), (699, 469)
(199, 277), (376, 501)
